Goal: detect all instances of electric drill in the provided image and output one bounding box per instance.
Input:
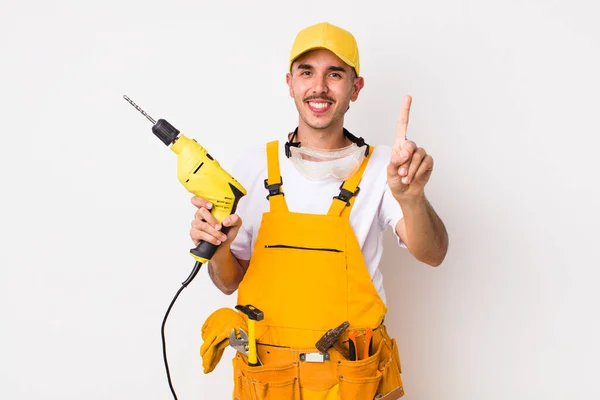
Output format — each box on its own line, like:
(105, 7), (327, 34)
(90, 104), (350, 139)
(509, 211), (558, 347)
(123, 95), (246, 269)
(123, 95), (246, 399)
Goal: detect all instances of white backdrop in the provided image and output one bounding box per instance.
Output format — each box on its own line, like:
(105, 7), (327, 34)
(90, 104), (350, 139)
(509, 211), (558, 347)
(1, 0), (599, 399)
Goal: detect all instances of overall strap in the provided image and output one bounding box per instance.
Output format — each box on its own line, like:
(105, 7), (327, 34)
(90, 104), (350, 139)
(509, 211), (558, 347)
(265, 140), (288, 213)
(328, 145), (374, 218)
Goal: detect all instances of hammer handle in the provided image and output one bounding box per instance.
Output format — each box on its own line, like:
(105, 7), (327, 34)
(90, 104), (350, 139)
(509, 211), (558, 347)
(333, 342), (350, 360)
(248, 320), (259, 366)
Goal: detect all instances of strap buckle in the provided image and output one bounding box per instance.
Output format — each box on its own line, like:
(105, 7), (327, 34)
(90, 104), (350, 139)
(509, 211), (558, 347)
(333, 184), (360, 206)
(264, 177), (284, 199)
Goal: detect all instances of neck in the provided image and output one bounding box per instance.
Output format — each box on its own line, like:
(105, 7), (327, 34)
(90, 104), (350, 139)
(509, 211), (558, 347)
(293, 119), (351, 150)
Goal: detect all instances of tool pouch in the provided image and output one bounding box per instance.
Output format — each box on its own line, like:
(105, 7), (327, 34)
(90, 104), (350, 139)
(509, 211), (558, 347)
(233, 353), (300, 400)
(231, 325), (404, 400)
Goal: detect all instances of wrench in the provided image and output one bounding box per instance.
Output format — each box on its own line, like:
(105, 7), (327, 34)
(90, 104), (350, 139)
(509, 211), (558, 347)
(229, 328), (262, 365)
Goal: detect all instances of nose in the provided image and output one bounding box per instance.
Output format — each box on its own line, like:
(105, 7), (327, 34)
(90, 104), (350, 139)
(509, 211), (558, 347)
(312, 73), (328, 94)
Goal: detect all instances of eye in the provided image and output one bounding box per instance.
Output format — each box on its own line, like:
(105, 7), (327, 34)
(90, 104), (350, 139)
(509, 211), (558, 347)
(330, 72), (342, 78)
(300, 70), (311, 76)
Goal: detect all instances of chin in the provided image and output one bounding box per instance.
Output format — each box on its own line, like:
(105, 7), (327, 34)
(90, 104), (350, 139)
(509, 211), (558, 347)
(307, 113), (339, 128)
(307, 121), (335, 130)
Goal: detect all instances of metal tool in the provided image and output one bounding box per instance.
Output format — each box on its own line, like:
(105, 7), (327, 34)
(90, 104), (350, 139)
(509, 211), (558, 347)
(123, 94), (246, 268)
(364, 327), (373, 359)
(123, 95), (157, 124)
(229, 328), (249, 354)
(235, 304), (264, 366)
(229, 328), (262, 366)
(124, 95), (247, 400)
(348, 330), (358, 361)
(315, 320), (350, 360)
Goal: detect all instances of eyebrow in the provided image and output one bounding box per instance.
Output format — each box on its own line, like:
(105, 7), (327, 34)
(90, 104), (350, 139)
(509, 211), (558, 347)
(296, 63), (348, 73)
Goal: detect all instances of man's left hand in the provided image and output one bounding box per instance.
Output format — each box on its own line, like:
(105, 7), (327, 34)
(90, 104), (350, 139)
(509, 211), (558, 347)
(387, 95), (434, 202)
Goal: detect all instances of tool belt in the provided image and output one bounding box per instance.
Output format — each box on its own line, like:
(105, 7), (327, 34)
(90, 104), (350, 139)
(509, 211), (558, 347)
(232, 324), (404, 400)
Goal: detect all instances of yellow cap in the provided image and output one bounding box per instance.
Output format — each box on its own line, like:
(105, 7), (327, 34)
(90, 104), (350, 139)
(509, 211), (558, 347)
(289, 22), (360, 76)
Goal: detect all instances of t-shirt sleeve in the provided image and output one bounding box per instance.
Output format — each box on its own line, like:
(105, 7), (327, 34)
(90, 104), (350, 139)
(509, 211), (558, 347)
(229, 200), (252, 261)
(378, 185), (407, 248)
(228, 147), (265, 261)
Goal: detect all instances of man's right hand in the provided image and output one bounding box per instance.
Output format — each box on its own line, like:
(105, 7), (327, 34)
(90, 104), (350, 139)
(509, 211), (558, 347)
(190, 196), (243, 248)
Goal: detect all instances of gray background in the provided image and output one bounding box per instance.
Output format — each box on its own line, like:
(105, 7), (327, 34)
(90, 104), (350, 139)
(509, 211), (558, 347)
(1, 0), (599, 398)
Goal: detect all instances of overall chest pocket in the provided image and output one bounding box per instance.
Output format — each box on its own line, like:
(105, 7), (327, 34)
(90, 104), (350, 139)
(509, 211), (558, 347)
(265, 244), (343, 252)
(259, 243), (348, 330)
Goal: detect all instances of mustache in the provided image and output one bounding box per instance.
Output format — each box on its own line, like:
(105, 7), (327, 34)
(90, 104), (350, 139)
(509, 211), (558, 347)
(304, 95), (335, 103)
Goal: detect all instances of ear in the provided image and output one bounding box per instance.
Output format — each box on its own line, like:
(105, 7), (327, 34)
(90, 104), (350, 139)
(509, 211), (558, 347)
(286, 73), (294, 98)
(350, 76), (364, 102)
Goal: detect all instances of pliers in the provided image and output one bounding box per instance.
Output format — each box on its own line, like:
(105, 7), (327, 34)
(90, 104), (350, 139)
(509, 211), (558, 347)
(348, 328), (374, 361)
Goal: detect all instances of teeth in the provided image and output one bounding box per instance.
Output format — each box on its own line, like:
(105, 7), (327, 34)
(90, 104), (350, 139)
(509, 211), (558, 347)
(309, 102), (329, 109)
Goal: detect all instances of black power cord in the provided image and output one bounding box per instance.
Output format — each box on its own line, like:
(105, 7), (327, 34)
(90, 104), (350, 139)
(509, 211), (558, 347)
(161, 261), (203, 400)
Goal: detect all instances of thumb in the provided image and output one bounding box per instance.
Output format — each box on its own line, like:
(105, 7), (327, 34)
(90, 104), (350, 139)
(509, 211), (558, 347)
(221, 214), (243, 242)
(387, 153), (408, 191)
(200, 336), (217, 357)
(222, 214), (242, 229)
(387, 151), (408, 178)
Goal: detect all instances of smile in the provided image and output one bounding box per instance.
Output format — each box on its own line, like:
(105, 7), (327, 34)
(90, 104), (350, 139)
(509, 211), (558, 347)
(307, 101), (332, 113)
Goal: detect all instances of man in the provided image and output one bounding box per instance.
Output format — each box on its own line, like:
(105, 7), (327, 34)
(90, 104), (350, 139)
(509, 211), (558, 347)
(194, 22), (448, 399)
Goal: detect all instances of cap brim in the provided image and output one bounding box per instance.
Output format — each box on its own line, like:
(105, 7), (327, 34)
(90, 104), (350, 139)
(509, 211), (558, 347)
(289, 46), (357, 75)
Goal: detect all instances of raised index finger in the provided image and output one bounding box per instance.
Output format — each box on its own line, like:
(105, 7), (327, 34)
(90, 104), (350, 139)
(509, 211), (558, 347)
(393, 95), (412, 152)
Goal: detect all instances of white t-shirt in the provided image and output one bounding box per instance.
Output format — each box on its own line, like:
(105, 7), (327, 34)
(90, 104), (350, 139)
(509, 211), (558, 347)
(229, 139), (405, 305)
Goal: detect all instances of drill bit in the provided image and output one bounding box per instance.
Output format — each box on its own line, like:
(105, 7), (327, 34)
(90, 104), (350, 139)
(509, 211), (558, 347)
(123, 95), (156, 124)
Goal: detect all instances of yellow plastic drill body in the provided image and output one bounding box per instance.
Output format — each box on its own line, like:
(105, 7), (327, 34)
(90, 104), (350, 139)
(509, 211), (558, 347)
(170, 134), (247, 263)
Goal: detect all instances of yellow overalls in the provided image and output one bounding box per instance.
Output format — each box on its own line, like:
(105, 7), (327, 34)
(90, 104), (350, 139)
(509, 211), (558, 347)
(233, 140), (405, 399)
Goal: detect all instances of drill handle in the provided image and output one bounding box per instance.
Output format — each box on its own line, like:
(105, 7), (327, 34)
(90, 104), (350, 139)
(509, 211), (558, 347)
(190, 239), (220, 262)
(190, 240), (217, 262)
(183, 223), (231, 286)
(188, 198), (239, 264)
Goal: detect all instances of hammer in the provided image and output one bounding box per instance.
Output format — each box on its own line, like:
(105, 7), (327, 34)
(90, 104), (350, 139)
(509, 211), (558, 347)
(315, 320), (350, 360)
(235, 304), (264, 366)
